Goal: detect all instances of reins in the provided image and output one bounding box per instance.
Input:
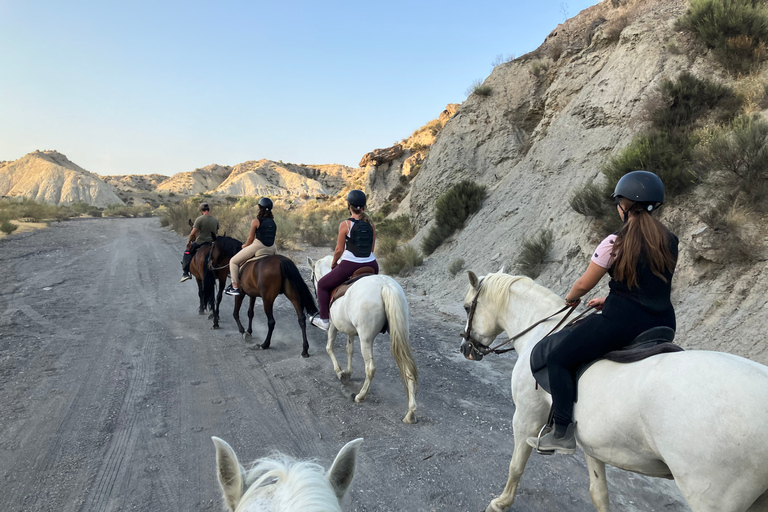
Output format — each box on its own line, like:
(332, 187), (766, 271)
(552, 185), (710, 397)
(460, 282), (596, 357)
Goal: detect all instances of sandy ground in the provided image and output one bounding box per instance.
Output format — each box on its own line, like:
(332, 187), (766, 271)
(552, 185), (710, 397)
(0, 221), (49, 240)
(0, 218), (690, 511)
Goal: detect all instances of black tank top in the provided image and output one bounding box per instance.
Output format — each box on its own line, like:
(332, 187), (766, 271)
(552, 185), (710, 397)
(345, 218), (373, 257)
(607, 231), (678, 314)
(255, 218), (276, 247)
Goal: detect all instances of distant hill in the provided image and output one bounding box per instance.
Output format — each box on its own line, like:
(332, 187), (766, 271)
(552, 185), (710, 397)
(0, 150), (122, 207)
(155, 164), (233, 196)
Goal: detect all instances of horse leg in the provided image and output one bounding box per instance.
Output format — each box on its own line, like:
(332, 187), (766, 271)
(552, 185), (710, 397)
(354, 336), (376, 403)
(341, 334), (355, 381)
(197, 278), (205, 314)
(212, 276), (224, 329)
(289, 296), (310, 358)
(746, 489), (768, 512)
(585, 455), (609, 512)
(233, 294), (246, 336)
(486, 410), (545, 512)
(246, 296), (255, 339)
(259, 297), (276, 351)
(326, 324), (344, 380)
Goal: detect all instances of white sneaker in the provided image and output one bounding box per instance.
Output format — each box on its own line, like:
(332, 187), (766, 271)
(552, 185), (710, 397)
(311, 316), (330, 331)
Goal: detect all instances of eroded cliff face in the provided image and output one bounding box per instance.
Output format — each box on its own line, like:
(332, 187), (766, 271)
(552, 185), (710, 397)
(0, 151), (123, 207)
(389, 0), (768, 365)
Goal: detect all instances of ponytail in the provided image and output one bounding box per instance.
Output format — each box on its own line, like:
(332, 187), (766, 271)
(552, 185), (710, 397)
(612, 206), (676, 289)
(350, 205), (371, 224)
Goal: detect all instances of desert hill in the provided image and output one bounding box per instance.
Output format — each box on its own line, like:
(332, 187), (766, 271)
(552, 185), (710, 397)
(0, 150), (122, 207)
(103, 173), (169, 193)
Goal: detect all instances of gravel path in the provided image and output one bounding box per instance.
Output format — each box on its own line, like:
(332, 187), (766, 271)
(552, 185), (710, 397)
(0, 217), (689, 511)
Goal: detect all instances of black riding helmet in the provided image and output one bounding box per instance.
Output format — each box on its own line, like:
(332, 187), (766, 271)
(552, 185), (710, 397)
(612, 170), (665, 212)
(258, 197), (273, 210)
(346, 189), (367, 208)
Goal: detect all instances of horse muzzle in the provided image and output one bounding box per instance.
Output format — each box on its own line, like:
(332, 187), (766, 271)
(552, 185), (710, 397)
(460, 338), (484, 361)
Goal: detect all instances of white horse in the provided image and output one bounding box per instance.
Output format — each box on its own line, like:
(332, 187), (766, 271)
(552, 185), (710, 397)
(308, 255), (418, 424)
(459, 271), (768, 512)
(212, 436), (362, 512)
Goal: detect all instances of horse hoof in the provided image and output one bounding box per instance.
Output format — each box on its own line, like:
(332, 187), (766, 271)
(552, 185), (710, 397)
(339, 372), (351, 383)
(211, 325), (219, 330)
(354, 394), (366, 403)
(198, 310), (205, 315)
(301, 352), (309, 358)
(402, 413), (417, 424)
(242, 333), (251, 340)
(207, 313), (214, 320)
(486, 500), (507, 512)
(259, 344), (270, 350)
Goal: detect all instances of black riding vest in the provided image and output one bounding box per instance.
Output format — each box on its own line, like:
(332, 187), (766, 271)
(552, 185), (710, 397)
(606, 231), (679, 314)
(255, 218), (276, 247)
(345, 218), (373, 257)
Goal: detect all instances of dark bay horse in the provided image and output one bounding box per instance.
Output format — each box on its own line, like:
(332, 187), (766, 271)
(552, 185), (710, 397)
(191, 236), (241, 329)
(208, 235), (318, 357)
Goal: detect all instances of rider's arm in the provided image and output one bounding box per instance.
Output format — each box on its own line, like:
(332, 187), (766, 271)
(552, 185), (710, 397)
(331, 221), (348, 268)
(371, 223), (376, 253)
(564, 262), (609, 304)
(244, 219), (259, 248)
(187, 227), (199, 247)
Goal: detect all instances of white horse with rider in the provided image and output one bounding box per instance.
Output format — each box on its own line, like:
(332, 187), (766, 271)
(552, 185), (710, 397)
(308, 255), (418, 424)
(212, 436), (362, 512)
(459, 270), (768, 512)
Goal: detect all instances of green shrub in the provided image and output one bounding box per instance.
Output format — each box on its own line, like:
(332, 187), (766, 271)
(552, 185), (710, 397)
(382, 245), (423, 276)
(375, 214), (413, 241)
(697, 114), (768, 203)
(448, 258), (465, 277)
(602, 131), (698, 196)
(466, 79), (492, 97)
(421, 180), (486, 255)
(530, 59), (549, 77)
(651, 72), (740, 131)
(0, 220), (18, 235)
(569, 182), (612, 218)
(376, 235), (398, 256)
(677, 0), (768, 73)
(516, 229), (553, 279)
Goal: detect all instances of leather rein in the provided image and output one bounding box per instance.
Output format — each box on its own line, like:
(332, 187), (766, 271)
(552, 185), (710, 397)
(460, 281), (594, 357)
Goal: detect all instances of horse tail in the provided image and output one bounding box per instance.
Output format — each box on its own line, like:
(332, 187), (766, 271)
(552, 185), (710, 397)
(202, 250), (216, 311)
(279, 257), (318, 316)
(381, 279), (418, 390)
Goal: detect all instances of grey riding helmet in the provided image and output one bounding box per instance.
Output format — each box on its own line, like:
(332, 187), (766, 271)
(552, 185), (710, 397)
(346, 189), (367, 208)
(612, 170), (665, 211)
(258, 197), (273, 210)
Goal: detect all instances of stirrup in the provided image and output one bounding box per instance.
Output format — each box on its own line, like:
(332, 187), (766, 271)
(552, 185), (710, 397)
(535, 422), (556, 455)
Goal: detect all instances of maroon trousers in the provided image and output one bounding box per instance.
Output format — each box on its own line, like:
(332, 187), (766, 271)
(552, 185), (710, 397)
(317, 259), (379, 319)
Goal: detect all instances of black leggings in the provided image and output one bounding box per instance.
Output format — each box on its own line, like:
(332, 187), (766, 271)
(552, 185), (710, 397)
(547, 295), (675, 426)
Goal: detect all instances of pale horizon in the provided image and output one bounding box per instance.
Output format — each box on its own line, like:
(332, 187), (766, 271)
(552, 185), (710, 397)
(1, 0), (599, 176)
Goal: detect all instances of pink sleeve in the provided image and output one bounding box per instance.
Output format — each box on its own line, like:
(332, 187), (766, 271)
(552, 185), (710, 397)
(591, 234), (618, 269)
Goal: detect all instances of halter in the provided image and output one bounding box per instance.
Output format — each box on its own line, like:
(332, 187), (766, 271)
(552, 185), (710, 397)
(207, 240), (230, 271)
(460, 279), (592, 360)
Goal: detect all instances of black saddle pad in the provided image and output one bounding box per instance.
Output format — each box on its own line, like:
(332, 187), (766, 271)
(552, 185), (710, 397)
(531, 322), (682, 398)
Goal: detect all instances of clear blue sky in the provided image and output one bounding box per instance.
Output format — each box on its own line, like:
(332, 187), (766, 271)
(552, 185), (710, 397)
(0, 0), (598, 176)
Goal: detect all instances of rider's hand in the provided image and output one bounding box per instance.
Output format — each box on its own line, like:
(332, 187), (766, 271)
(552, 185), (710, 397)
(565, 297), (580, 307)
(331, 261), (338, 269)
(587, 296), (606, 310)
(185, 242), (191, 250)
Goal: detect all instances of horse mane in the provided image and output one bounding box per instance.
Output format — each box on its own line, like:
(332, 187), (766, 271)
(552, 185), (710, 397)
(239, 454), (342, 512)
(215, 236), (244, 258)
(474, 272), (560, 312)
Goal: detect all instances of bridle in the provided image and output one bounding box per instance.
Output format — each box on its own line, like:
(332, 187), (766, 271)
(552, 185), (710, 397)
(207, 240), (233, 271)
(460, 279), (593, 360)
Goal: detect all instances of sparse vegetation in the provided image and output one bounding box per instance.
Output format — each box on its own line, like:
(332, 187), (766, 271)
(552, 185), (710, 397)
(677, 0), (768, 74)
(448, 258), (466, 277)
(516, 229), (553, 279)
(530, 59), (550, 77)
(381, 245), (423, 276)
(421, 181), (486, 255)
(0, 220), (18, 235)
(569, 182), (613, 218)
(605, 15), (630, 42)
(466, 79), (493, 98)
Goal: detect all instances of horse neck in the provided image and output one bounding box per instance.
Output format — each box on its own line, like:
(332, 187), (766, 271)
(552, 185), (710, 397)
(498, 282), (563, 355)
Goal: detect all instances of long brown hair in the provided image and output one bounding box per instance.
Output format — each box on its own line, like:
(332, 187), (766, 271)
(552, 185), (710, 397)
(611, 200), (676, 289)
(257, 206), (274, 219)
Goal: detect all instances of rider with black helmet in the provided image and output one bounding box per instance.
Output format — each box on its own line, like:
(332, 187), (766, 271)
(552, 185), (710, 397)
(527, 170), (678, 454)
(311, 190), (378, 330)
(225, 197), (278, 296)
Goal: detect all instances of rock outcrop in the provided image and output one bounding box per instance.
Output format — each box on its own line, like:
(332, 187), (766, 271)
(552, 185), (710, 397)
(374, 0), (768, 365)
(155, 164), (233, 195)
(212, 160), (330, 199)
(103, 174), (169, 192)
(0, 151), (123, 207)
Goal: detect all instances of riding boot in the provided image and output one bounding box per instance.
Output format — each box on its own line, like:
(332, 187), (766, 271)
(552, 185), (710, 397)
(526, 423), (576, 454)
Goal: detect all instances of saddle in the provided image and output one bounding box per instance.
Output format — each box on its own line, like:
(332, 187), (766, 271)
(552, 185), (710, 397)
(329, 267), (376, 308)
(530, 325), (682, 399)
(238, 247), (277, 271)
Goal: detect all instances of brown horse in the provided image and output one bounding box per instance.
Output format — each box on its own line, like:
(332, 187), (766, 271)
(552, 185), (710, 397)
(190, 240), (238, 329)
(208, 235), (318, 357)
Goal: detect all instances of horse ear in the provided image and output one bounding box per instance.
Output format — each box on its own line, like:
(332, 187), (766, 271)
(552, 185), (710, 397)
(211, 232), (217, 241)
(307, 256), (315, 268)
(467, 271), (480, 290)
(498, 265), (505, 274)
(188, 219), (193, 227)
(212, 437), (245, 511)
(327, 438), (362, 500)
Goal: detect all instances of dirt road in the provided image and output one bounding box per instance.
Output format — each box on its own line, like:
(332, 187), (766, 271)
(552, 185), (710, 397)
(0, 218), (689, 511)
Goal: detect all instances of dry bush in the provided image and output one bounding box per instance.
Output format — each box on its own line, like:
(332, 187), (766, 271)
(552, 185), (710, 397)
(530, 59), (550, 77)
(0, 220), (18, 235)
(448, 258), (465, 277)
(382, 245), (423, 276)
(516, 229), (553, 279)
(466, 79), (492, 98)
(605, 15), (629, 42)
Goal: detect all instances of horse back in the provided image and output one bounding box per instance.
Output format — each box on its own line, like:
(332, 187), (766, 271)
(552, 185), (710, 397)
(240, 255), (285, 297)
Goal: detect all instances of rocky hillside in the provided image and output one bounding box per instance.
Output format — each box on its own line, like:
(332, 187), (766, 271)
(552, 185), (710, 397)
(0, 151), (123, 207)
(155, 164), (233, 196)
(103, 174), (169, 192)
(377, 0), (768, 365)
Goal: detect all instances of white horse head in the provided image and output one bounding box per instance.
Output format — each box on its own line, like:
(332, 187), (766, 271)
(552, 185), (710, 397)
(307, 254), (418, 424)
(212, 437), (362, 512)
(458, 272), (768, 512)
